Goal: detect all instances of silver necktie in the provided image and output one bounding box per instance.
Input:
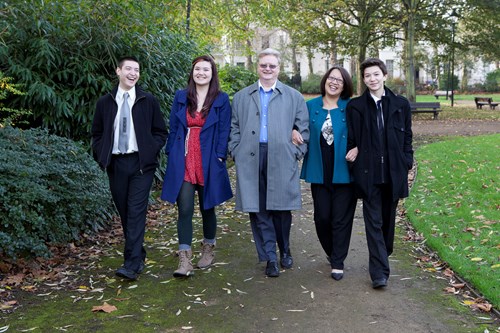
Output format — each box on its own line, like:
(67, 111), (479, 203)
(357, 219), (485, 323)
(118, 92), (130, 153)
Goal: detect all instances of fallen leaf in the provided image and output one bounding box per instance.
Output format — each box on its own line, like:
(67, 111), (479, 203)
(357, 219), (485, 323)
(470, 257), (483, 262)
(451, 283), (465, 289)
(476, 303), (492, 312)
(444, 287), (458, 294)
(91, 302), (117, 313)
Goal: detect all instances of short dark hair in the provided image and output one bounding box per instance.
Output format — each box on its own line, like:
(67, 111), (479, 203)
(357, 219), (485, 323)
(360, 58), (387, 76)
(117, 56), (140, 68)
(320, 66), (353, 99)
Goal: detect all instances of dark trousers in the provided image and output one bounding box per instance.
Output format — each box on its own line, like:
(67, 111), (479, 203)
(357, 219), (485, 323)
(107, 153), (154, 273)
(311, 183), (356, 270)
(362, 184), (398, 281)
(249, 143), (292, 262)
(177, 181), (216, 246)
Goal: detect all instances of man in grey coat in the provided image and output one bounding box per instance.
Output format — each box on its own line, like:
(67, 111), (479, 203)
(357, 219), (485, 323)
(228, 48), (309, 277)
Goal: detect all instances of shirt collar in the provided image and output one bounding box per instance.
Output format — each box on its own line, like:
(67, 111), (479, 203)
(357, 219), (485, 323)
(258, 80), (276, 92)
(117, 86), (136, 102)
(370, 91), (385, 104)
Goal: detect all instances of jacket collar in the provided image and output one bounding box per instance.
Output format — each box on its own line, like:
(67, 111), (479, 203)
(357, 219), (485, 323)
(174, 89), (223, 130)
(111, 85), (145, 99)
(248, 80), (285, 95)
(175, 89), (225, 108)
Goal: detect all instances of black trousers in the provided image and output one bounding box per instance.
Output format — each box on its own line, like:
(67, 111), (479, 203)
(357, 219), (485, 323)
(311, 183), (356, 270)
(362, 184), (398, 281)
(107, 153), (154, 273)
(176, 181), (216, 246)
(249, 143), (292, 262)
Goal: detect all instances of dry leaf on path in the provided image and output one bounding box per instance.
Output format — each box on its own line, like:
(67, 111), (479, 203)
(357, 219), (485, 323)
(91, 302), (117, 313)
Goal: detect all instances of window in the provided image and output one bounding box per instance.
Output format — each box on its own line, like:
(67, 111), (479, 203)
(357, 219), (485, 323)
(386, 60), (394, 78)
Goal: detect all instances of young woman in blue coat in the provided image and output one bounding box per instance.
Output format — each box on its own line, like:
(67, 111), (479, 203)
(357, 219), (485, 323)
(161, 55), (232, 277)
(295, 66), (358, 281)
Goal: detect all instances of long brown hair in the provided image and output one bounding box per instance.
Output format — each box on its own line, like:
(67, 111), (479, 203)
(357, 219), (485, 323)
(187, 55), (220, 118)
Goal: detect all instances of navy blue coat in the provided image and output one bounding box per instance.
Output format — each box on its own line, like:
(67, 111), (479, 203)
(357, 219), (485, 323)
(161, 89), (233, 209)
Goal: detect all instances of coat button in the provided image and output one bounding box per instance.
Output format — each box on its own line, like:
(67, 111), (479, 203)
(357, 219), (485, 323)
(250, 152), (255, 156)
(364, 169), (368, 174)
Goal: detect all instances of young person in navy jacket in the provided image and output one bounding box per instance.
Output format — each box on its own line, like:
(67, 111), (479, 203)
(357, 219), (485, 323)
(161, 55), (232, 277)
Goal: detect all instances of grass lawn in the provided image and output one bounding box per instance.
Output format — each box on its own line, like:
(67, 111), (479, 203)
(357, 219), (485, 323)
(405, 134), (500, 308)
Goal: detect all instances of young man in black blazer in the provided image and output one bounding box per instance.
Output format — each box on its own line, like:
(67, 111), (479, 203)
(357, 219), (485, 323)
(92, 56), (167, 281)
(346, 58), (413, 289)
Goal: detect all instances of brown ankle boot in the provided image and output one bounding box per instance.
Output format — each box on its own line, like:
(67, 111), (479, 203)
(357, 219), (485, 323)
(173, 249), (194, 277)
(197, 242), (215, 269)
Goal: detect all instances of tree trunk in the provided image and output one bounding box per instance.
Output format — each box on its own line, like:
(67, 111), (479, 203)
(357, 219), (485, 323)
(185, 0), (191, 38)
(403, 0), (416, 102)
(245, 39), (253, 70)
(357, 43), (367, 95)
(307, 47), (314, 75)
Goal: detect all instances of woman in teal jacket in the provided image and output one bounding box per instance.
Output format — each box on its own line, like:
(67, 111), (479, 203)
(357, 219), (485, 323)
(297, 66), (357, 281)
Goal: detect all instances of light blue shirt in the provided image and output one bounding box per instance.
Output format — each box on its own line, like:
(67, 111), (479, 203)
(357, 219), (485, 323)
(258, 81), (276, 143)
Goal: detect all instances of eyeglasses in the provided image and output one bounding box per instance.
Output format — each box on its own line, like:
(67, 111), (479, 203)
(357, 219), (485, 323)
(259, 64), (278, 70)
(327, 76), (344, 84)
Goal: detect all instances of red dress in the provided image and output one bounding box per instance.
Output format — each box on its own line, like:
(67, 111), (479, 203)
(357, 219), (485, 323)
(184, 110), (205, 185)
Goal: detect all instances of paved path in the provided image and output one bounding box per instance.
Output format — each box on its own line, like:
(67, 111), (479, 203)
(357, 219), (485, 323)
(218, 122), (500, 332)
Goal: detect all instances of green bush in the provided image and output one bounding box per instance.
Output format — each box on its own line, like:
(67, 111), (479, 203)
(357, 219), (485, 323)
(0, 1), (199, 142)
(484, 69), (500, 92)
(300, 74), (322, 94)
(386, 77), (407, 95)
(218, 64), (258, 99)
(0, 126), (115, 259)
(438, 72), (459, 91)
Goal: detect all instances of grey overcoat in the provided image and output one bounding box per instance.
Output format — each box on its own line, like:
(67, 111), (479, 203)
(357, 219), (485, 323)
(228, 81), (309, 212)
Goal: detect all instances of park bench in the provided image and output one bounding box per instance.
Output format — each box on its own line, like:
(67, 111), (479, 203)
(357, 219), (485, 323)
(474, 97), (498, 110)
(410, 102), (442, 120)
(433, 90), (454, 99)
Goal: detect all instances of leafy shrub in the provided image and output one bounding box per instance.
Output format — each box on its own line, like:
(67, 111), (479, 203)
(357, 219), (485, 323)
(0, 70), (32, 126)
(218, 64), (258, 99)
(300, 74), (322, 94)
(386, 77), (407, 95)
(0, 126), (115, 259)
(484, 69), (500, 92)
(0, 1), (199, 142)
(438, 72), (459, 91)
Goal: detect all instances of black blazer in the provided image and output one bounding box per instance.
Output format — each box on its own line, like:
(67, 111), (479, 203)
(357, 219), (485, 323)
(91, 85), (168, 172)
(346, 87), (413, 200)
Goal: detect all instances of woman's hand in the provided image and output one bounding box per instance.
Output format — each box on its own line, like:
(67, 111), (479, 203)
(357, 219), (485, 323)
(346, 147), (358, 162)
(292, 129), (304, 146)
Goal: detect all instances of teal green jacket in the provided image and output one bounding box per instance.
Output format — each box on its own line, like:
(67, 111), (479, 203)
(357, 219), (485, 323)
(300, 96), (352, 184)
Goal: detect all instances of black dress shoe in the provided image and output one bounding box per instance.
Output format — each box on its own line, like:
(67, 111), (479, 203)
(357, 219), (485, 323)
(372, 278), (387, 289)
(265, 261), (280, 277)
(331, 272), (344, 281)
(115, 267), (138, 281)
(280, 254), (293, 269)
(137, 261), (145, 274)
